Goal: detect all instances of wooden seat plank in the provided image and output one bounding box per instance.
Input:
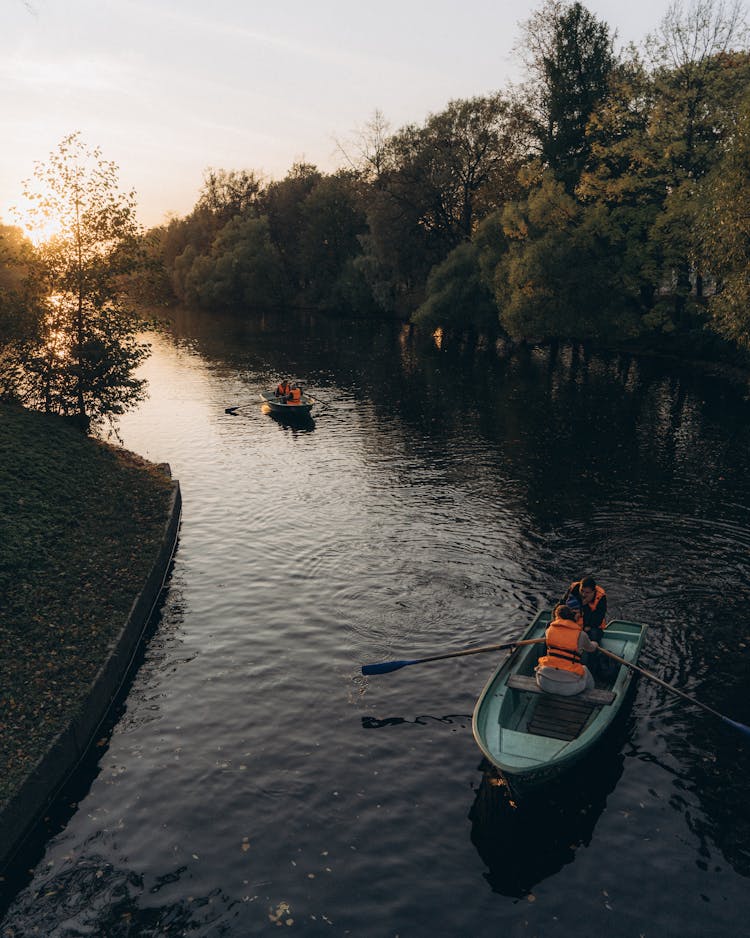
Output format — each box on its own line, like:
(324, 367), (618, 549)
(507, 673), (615, 705)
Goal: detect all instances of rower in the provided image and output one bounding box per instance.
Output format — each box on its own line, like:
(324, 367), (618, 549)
(534, 604), (599, 696)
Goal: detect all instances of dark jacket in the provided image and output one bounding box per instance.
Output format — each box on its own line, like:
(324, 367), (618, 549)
(566, 581), (607, 632)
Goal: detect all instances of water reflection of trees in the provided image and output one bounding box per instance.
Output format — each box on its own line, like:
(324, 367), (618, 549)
(160, 309), (750, 523)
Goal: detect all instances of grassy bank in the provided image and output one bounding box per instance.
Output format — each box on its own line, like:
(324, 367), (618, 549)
(0, 403), (175, 807)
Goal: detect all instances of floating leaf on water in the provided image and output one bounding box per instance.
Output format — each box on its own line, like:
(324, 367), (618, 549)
(268, 901), (291, 925)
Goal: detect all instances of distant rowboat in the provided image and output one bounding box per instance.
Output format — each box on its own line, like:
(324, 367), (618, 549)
(472, 609), (646, 798)
(260, 389), (316, 417)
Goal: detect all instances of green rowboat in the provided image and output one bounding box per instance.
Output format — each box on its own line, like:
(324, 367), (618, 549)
(472, 609), (646, 797)
(260, 389), (317, 416)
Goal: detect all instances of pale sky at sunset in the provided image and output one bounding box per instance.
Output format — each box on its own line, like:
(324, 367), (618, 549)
(3, 0), (669, 229)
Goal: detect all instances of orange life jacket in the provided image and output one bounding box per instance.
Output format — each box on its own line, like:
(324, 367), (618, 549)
(287, 387), (302, 404)
(276, 381), (291, 397)
(570, 580), (607, 630)
(537, 617), (585, 676)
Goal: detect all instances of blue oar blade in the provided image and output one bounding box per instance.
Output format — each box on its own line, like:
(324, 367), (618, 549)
(722, 716), (750, 737)
(362, 659), (417, 676)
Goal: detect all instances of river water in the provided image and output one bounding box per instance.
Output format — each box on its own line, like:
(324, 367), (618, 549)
(2, 310), (750, 937)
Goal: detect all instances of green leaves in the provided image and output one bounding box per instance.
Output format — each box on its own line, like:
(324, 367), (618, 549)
(13, 133), (149, 429)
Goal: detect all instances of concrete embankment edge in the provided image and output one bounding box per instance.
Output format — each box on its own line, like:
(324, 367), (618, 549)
(0, 471), (182, 874)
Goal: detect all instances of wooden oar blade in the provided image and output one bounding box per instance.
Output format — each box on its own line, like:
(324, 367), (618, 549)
(362, 659), (416, 675)
(722, 716), (750, 737)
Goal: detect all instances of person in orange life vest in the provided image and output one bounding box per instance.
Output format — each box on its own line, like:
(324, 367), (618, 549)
(275, 379), (292, 399)
(287, 385), (302, 405)
(535, 604), (599, 696)
(564, 575), (607, 642)
(565, 575), (609, 678)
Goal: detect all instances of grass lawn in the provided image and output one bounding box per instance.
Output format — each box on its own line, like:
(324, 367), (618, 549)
(0, 403), (175, 807)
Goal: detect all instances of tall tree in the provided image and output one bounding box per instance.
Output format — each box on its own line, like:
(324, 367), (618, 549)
(18, 133), (149, 429)
(645, 0), (750, 321)
(495, 167), (643, 341)
(0, 223), (44, 401)
(175, 214), (285, 311)
(335, 109), (393, 186)
(386, 95), (525, 248)
(197, 167), (264, 222)
(260, 162), (323, 293)
(359, 94), (525, 314)
(0, 223), (40, 343)
(699, 82), (750, 345)
(578, 52), (666, 321)
(518, 0), (616, 189)
(297, 172), (368, 308)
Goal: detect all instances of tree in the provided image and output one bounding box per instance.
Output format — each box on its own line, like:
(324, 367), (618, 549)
(197, 167), (264, 222)
(699, 83), (750, 345)
(0, 223), (44, 401)
(577, 52), (666, 320)
(412, 240), (499, 333)
(358, 94), (526, 315)
(518, 0), (616, 189)
(260, 162), (323, 293)
(297, 172), (368, 308)
(335, 109), (393, 186)
(411, 211), (508, 333)
(494, 168), (643, 341)
(18, 133), (149, 429)
(0, 223), (41, 344)
(644, 1), (750, 321)
(177, 214), (285, 311)
(386, 95), (525, 248)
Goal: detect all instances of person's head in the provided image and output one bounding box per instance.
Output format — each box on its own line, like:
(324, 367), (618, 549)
(580, 575), (597, 604)
(554, 603), (576, 621)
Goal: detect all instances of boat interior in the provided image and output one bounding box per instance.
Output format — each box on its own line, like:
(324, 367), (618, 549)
(499, 626), (635, 742)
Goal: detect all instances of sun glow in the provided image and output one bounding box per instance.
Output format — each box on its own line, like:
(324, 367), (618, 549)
(11, 191), (66, 246)
(16, 211), (64, 246)
(43, 293), (70, 360)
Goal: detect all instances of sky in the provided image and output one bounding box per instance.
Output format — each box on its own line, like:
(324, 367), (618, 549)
(3, 0), (670, 230)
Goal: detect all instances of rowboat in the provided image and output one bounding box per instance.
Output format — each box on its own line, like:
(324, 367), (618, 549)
(260, 389), (317, 417)
(472, 609), (646, 798)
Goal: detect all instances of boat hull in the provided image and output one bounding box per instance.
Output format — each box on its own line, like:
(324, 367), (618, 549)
(472, 610), (646, 798)
(260, 390), (316, 416)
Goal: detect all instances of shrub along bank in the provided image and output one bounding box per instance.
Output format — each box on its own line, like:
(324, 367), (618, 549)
(0, 403), (176, 812)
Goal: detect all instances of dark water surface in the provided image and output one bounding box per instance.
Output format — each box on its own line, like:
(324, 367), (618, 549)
(3, 310), (750, 936)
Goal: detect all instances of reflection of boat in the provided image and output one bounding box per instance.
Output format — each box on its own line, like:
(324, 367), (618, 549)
(469, 722), (628, 897)
(472, 609), (646, 799)
(260, 389), (317, 417)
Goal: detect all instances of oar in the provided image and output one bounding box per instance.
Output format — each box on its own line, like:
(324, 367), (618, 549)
(362, 638), (544, 676)
(599, 648), (750, 737)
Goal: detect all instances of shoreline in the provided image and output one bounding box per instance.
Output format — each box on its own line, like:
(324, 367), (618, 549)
(0, 427), (182, 873)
